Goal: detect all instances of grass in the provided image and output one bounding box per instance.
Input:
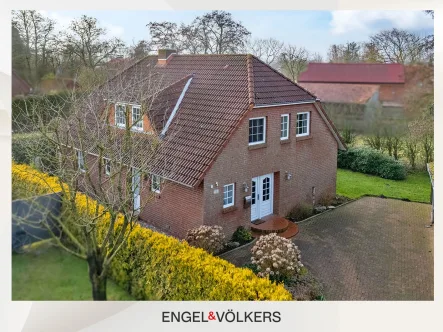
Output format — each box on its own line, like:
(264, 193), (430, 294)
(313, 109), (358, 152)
(337, 168), (431, 203)
(12, 242), (134, 301)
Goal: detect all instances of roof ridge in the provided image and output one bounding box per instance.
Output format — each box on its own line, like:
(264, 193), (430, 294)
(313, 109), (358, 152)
(250, 54), (317, 100)
(246, 54), (255, 105)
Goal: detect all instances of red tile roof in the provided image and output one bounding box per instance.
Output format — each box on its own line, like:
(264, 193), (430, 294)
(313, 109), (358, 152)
(299, 63), (405, 84)
(91, 54), (341, 187)
(300, 83), (379, 104)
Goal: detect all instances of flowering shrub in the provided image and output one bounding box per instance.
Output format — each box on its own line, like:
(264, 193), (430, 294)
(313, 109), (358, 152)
(185, 225), (226, 254)
(12, 163), (293, 300)
(251, 233), (303, 283)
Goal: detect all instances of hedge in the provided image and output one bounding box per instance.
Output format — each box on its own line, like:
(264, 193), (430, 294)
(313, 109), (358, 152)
(12, 163), (292, 301)
(12, 133), (58, 173)
(338, 147), (407, 180)
(12, 92), (72, 133)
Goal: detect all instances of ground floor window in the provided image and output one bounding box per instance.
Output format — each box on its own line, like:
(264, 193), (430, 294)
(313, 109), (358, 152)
(223, 183), (235, 208)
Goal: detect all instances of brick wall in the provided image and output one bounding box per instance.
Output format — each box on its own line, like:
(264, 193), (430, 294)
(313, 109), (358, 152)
(80, 153), (204, 238)
(202, 103), (338, 236)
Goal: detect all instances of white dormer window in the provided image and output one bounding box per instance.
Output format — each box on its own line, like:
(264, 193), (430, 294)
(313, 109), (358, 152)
(132, 106), (143, 131)
(115, 104), (126, 127)
(296, 112), (310, 137)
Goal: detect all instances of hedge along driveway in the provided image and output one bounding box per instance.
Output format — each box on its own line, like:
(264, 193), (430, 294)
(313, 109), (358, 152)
(337, 169), (431, 203)
(12, 163), (292, 301)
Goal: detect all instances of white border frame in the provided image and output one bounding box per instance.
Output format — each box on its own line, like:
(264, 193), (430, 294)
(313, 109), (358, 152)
(296, 111), (310, 137)
(223, 183), (235, 208)
(151, 174), (161, 194)
(248, 116), (266, 146)
(280, 113), (290, 140)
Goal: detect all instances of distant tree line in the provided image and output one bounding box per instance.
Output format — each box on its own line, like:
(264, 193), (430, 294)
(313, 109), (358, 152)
(12, 10), (434, 88)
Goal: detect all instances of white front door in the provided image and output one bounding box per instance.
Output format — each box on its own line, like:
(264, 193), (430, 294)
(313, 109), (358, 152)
(132, 168), (141, 212)
(251, 173), (274, 221)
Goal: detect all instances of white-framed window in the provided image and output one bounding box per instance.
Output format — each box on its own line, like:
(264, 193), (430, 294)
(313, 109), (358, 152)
(280, 114), (289, 140)
(132, 105), (143, 131)
(77, 150), (85, 172)
(296, 112), (310, 137)
(103, 157), (111, 176)
(223, 183), (235, 208)
(115, 104), (126, 127)
(151, 174), (161, 193)
(248, 117), (266, 145)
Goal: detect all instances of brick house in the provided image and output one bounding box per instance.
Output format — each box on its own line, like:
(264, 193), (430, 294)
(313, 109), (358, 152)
(76, 50), (345, 239)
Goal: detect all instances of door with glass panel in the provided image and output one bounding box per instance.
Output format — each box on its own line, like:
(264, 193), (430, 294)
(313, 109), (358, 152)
(251, 173), (273, 221)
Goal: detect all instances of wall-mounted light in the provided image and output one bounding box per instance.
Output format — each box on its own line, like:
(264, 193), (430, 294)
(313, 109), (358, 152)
(242, 182), (249, 193)
(285, 171), (292, 180)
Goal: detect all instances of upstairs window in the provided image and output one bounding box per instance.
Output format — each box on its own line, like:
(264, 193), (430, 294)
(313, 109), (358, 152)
(77, 150), (85, 172)
(115, 104), (126, 127)
(151, 174), (161, 193)
(296, 112), (310, 137)
(223, 183), (235, 208)
(248, 117), (266, 145)
(132, 106), (143, 131)
(280, 114), (289, 140)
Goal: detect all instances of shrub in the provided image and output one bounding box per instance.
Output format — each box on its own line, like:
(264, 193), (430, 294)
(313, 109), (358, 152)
(232, 226), (253, 245)
(12, 163), (293, 300)
(185, 225), (226, 255)
(12, 133), (58, 173)
(338, 147), (407, 180)
(251, 233), (303, 284)
(340, 125), (356, 146)
(287, 203), (313, 221)
(317, 193), (335, 207)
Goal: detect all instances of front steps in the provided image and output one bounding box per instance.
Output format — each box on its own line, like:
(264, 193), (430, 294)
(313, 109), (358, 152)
(250, 214), (299, 239)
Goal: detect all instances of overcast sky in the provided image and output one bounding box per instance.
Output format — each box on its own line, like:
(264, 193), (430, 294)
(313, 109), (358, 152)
(43, 10), (434, 58)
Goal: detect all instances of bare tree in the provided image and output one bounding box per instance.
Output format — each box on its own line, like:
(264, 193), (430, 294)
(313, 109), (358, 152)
(370, 28), (428, 64)
(309, 52), (324, 63)
(62, 15), (125, 69)
(278, 45), (310, 82)
(247, 37), (284, 67)
(129, 40), (153, 59)
(327, 42), (361, 63)
(12, 10), (56, 85)
(361, 42), (385, 63)
(12, 64), (173, 300)
(147, 11), (250, 55)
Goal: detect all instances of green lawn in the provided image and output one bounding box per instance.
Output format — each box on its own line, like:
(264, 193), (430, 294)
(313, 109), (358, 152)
(337, 169), (431, 203)
(12, 243), (134, 301)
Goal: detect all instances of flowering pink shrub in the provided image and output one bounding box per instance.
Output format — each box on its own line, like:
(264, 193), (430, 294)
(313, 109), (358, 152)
(185, 225), (226, 254)
(251, 233), (303, 282)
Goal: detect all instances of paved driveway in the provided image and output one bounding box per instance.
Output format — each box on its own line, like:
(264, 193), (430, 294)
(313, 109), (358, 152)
(294, 197), (433, 300)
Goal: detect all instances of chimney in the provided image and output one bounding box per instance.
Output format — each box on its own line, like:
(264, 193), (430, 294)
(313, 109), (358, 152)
(157, 49), (177, 66)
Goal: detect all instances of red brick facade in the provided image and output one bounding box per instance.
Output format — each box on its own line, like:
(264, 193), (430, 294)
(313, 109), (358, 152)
(82, 101), (338, 239)
(201, 103), (338, 236)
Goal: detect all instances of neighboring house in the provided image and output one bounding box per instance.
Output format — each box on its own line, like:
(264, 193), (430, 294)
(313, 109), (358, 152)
(75, 50), (345, 239)
(12, 70), (31, 97)
(298, 63), (432, 134)
(37, 77), (79, 94)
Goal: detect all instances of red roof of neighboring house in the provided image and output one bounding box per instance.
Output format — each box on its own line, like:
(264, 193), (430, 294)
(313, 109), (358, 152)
(298, 63), (405, 84)
(12, 70), (31, 97)
(300, 82), (379, 104)
(90, 54), (343, 187)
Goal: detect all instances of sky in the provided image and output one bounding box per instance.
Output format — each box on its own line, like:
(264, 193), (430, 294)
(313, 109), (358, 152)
(43, 10), (434, 59)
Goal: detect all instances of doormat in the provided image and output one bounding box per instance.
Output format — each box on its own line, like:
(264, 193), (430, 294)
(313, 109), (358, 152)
(251, 219), (265, 225)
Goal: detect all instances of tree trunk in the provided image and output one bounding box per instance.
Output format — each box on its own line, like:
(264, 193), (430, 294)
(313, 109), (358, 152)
(87, 254), (107, 301)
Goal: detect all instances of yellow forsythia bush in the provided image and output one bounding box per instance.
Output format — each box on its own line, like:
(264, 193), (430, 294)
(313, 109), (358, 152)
(12, 163), (292, 300)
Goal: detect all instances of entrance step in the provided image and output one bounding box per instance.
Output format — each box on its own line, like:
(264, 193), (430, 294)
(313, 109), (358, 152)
(250, 214), (299, 239)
